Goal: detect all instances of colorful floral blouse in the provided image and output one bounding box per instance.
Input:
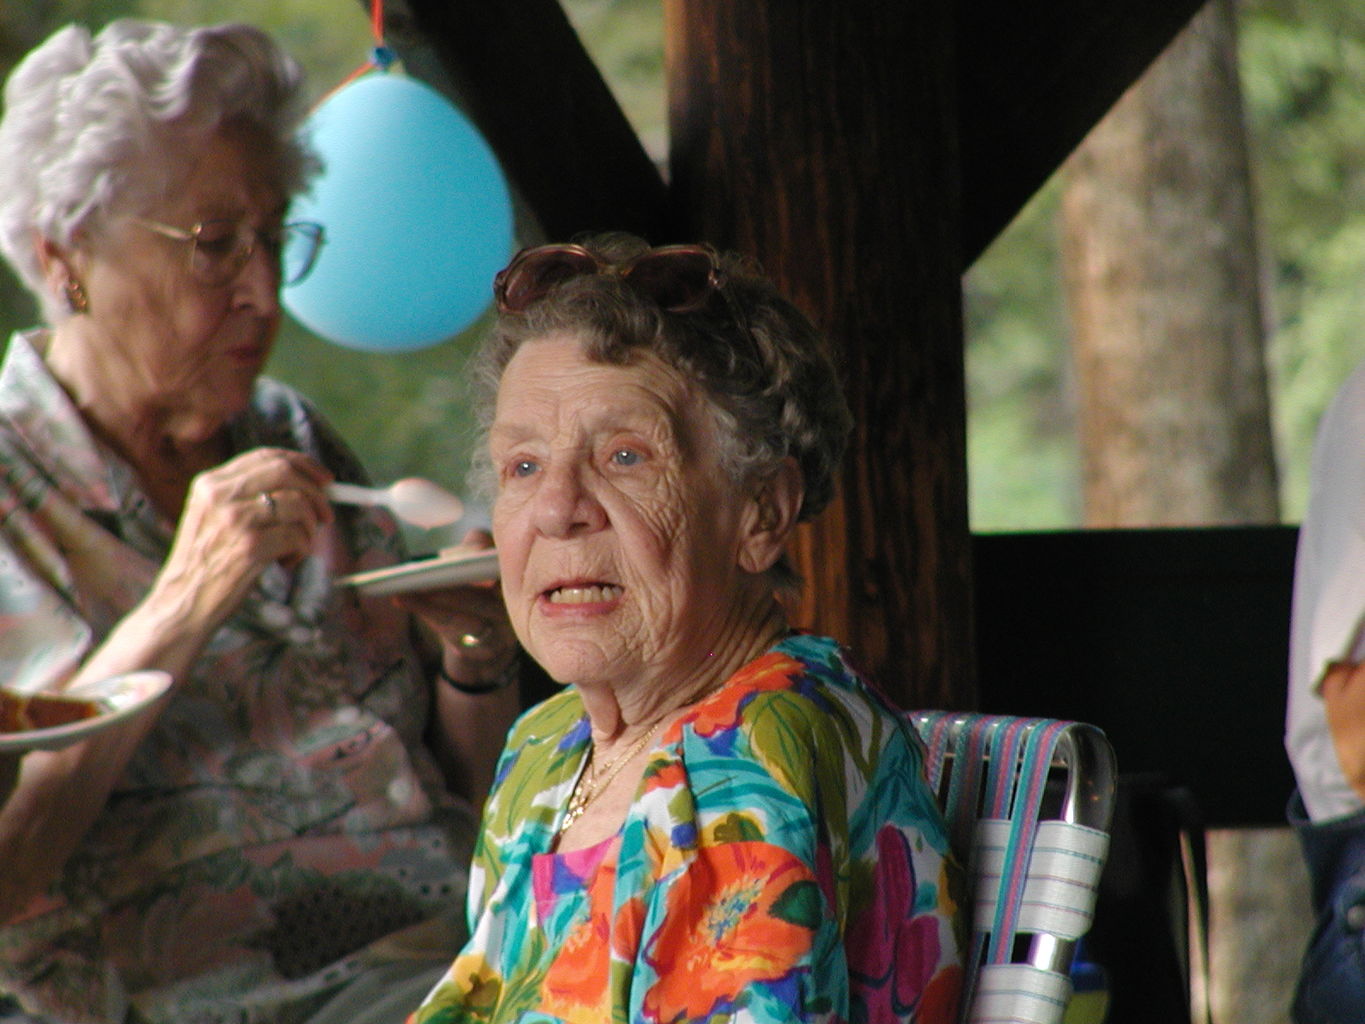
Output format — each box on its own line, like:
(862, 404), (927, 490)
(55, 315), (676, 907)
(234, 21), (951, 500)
(411, 633), (964, 1024)
(0, 331), (476, 1023)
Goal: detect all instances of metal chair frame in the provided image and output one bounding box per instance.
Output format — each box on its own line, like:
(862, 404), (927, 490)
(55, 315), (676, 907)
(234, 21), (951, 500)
(911, 712), (1118, 1024)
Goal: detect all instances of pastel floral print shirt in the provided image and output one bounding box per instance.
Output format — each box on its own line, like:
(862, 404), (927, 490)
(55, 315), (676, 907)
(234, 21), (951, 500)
(0, 331), (476, 1024)
(411, 633), (964, 1024)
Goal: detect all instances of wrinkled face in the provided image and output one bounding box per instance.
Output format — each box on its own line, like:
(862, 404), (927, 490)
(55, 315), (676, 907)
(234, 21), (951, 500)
(76, 122), (287, 437)
(490, 331), (763, 689)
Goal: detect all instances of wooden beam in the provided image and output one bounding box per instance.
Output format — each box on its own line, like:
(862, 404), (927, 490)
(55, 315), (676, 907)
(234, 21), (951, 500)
(379, 0), (1213, 712)
(957, 0), (1207, 264)
(389, 0), (1208, 270)
(391, 0), (669, 242)
(665, 1), (974, 711)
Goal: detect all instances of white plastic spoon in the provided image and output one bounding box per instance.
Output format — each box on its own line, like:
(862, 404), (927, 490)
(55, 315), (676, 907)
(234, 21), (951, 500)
(327, 478), (465, 529)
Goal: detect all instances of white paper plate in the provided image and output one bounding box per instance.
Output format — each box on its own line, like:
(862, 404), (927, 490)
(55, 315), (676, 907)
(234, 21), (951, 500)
(337, 549), (501, 597)
(0, 669), (173, 753)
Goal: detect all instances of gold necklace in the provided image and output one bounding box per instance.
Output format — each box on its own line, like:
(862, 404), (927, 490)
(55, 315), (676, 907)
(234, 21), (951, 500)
(561, 719), (668, 830)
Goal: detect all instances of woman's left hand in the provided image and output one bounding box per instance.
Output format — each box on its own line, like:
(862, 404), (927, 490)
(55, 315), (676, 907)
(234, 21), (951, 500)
(395, 530), (517, 687)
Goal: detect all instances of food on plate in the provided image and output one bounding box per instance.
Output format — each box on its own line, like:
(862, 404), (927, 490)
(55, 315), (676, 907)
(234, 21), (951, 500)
(0, 689), (102, 733)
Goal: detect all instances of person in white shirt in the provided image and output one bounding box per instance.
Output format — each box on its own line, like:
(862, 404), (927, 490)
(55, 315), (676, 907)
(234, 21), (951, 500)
(1287, 357), (1365, 1024)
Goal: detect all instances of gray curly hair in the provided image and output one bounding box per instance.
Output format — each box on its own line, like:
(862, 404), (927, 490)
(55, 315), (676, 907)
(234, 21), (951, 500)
(469, 233), (852, 586)
(0, 19), (318, 321)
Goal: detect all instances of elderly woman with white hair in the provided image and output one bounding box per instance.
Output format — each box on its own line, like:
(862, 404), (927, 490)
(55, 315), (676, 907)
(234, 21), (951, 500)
(0, 20), (519, 1024)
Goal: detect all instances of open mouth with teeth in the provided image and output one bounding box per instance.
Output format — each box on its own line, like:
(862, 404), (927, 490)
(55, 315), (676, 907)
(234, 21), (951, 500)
(545, 584), (624, 605)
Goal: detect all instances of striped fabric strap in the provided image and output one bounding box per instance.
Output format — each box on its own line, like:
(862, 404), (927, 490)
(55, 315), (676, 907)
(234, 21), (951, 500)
(968, 964), (1073, 1024)
(945, 715), (993, 858)
(923, 711), (955, 794)
(983, 717), (1031, 818)
(973, 819), (1109, 938)
(985, 718), (1069, 964)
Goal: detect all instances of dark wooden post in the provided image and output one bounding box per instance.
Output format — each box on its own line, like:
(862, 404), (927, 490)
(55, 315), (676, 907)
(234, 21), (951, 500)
(393, 0), (668, 241)
(664, 1), (974, 709)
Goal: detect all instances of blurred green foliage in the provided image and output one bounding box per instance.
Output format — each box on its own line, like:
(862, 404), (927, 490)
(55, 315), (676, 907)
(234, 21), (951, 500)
(1240, 0), (1365, 521)
(966, 0), (1365, 530)
(963, 179), (1079, 531)
(2, 0), (1361, 535)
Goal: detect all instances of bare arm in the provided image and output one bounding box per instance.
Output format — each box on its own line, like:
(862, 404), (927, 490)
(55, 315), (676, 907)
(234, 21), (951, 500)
(0, 448), (331, 921)
(1322, 659), (1365, 801)
(397, 534), (523, 809)
(432, 672), (522, 811)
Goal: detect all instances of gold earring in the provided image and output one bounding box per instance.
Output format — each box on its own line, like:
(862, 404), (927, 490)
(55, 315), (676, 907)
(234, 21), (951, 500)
(64, 279), (88, 314)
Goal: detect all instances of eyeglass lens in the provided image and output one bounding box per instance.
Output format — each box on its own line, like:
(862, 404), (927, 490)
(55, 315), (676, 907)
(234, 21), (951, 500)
(185, 222), (246, 285)
(623, 250), (716, 312)
(498, 250), (600, 311)
(281, 224), (323, 286)
(188, 221), (322, 286)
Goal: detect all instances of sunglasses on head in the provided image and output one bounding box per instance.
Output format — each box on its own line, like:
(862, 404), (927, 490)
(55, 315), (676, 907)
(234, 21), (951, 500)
(493, 243), (727, 314)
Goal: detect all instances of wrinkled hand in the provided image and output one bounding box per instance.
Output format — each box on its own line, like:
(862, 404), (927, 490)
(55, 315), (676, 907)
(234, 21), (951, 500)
(395, 530), (516, 686)
(151, 447), (333, 638)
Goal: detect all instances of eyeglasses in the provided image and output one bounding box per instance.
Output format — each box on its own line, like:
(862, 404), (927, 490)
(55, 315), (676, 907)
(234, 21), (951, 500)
(132, 217), (325, 287)
(494, 243), (727, 314)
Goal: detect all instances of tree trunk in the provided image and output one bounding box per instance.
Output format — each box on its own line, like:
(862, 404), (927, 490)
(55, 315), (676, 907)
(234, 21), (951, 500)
(1059, 4), (1305, 1023)
(1060, 0), (1278, 529)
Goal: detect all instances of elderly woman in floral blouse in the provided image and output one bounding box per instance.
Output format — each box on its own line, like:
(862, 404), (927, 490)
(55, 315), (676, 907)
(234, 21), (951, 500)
(409, 235), (965, 1024)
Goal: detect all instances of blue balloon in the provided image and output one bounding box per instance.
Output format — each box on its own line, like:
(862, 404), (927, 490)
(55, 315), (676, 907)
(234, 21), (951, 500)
(284, 72), (515, 352)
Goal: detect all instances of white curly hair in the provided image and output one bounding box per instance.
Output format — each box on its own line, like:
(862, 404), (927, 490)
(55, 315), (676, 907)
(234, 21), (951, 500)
(0, 19), (318, 320)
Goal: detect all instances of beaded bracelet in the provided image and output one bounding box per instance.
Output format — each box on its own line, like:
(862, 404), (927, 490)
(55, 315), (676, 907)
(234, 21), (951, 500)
(436, 653), (521, 695)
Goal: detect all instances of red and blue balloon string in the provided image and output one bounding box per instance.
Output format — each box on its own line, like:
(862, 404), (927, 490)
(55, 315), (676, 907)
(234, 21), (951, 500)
(324, 0), (395, 101)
